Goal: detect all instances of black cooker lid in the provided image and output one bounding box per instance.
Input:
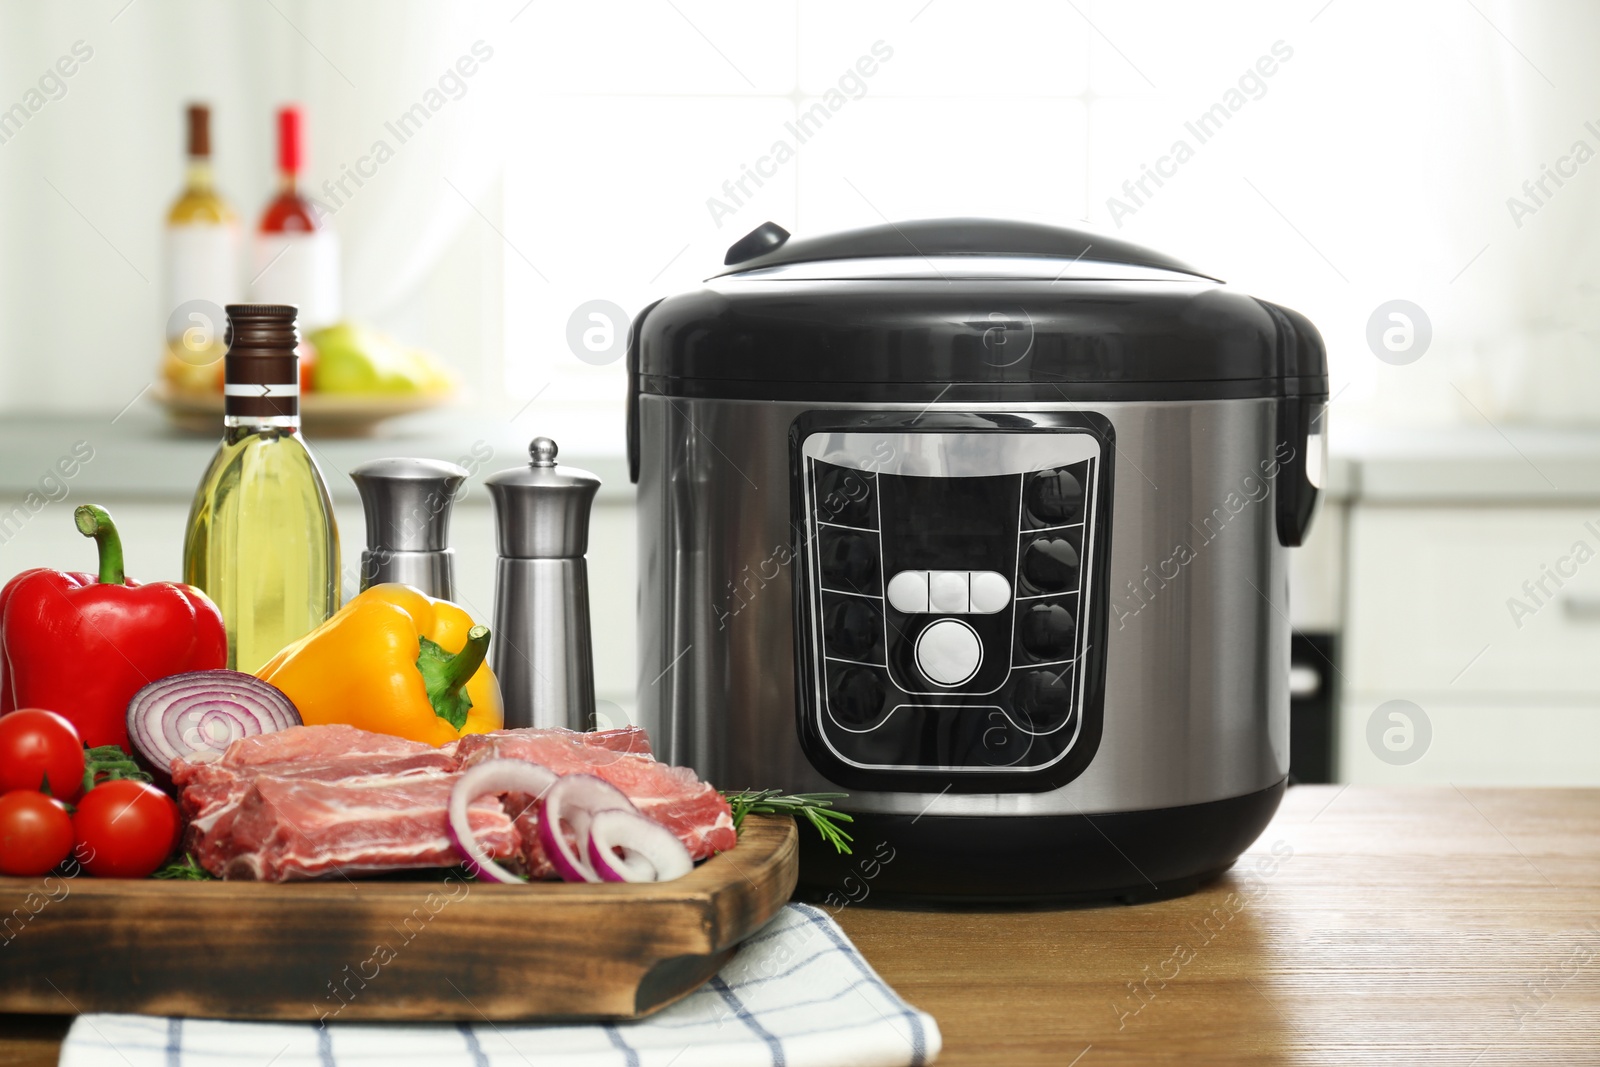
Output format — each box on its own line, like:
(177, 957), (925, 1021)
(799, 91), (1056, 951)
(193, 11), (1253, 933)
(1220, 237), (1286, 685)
(630, 218), (1327, 400)
(712, 217), (1218, 280)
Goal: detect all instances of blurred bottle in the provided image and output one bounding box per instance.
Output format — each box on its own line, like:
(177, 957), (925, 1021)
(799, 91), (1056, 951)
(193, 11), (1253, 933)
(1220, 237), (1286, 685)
(249, 105), (340, 334)
(162, 103), (239, 395)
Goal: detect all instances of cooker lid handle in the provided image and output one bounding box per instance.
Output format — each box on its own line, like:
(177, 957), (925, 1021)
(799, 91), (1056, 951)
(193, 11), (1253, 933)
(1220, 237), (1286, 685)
(724, 221), (791, 265)
(715, 217), (1214, 279)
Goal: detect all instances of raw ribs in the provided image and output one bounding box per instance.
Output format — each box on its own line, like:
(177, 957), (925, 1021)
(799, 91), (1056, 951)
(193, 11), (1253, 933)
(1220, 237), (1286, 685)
(172, 725), (508, 881)
(172, 723), (735, 882)
(172, 725), (456, 848)
(453, 728), (737, 876)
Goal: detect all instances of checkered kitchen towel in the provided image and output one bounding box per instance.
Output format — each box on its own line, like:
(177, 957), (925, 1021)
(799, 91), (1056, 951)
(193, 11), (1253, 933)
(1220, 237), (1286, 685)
(59, 903), (939, 1067)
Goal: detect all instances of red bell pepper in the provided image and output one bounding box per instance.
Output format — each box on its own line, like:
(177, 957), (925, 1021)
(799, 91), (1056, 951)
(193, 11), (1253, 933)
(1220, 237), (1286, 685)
(0, 505), (226, 751)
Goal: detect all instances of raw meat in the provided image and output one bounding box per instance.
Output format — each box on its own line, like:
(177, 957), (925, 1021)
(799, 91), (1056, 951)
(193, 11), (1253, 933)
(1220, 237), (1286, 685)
(210, 724), (439, 767)
(171, 723), (735, 883)
(170, 726), (455, 852)
(455, 730), (738, 870)
(212, 774), (518, 881)
(449, 725), (652, 762)
(175, 725), (474, 879)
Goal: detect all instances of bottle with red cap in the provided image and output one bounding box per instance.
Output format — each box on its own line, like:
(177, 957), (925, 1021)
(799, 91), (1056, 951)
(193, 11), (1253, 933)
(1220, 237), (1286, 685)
(249, 104), (341, 333)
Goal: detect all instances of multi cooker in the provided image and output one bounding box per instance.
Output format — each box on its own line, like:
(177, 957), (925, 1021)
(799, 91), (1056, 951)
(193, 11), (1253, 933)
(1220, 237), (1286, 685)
(628, 218), (1326, 901)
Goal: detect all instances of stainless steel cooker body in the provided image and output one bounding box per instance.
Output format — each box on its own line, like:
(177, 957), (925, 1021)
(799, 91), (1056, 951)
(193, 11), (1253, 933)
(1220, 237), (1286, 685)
(635, 394), (1292, 819)
(628, 218), (1326, 900)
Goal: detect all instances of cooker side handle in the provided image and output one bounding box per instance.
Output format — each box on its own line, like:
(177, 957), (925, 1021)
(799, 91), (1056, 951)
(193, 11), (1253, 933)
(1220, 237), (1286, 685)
(1260, 300), (1328, 548)
(626, 299), (665, 485)
(1275, 394), (1325, 547)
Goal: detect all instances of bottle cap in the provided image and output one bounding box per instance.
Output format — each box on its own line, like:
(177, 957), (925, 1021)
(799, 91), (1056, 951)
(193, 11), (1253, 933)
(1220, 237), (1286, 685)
(223, 304), (299, 420)
(186, 104), (211, 159)
(485, 437), (601, 559)
(277, 105), (303, 175)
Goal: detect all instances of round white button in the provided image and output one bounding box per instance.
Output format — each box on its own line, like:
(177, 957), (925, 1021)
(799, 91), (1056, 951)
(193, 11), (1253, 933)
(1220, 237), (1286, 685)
(968, 571), (1012, 614)
(886, 570), (930, 614)
(914, 618), (983, 687)
(928, 571), (969, 613)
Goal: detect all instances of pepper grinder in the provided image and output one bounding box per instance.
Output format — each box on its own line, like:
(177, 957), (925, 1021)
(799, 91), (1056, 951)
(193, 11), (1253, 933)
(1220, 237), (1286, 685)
(485, 437), (601, 730)
(348, 458), (468, 600)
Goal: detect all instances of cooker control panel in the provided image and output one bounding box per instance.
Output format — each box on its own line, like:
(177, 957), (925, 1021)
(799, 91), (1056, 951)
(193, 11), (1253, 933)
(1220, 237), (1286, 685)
(792, 415), (1113, 792)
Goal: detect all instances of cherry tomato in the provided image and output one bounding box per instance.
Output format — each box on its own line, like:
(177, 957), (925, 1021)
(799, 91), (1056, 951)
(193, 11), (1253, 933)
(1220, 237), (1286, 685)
(0, 709), (85, 801)
(72, 780), (180, 879)
(0, 790), (75, 876)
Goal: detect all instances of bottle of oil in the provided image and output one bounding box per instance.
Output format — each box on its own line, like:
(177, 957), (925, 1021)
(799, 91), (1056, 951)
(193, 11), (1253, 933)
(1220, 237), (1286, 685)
(183, 304), (339, 672)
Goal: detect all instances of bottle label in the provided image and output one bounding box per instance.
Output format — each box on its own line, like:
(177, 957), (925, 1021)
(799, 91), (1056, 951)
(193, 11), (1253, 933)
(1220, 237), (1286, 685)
(225, 353), (299, 419)
(249, 231), (340, 330)
(164, 224), (241, 340)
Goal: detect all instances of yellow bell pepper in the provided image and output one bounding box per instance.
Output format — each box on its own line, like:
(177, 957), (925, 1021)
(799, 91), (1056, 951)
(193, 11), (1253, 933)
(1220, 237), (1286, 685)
(256, 583), (504, 746)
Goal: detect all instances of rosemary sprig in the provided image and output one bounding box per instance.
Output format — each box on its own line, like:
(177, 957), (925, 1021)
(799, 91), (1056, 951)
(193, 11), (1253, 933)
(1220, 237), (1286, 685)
(722, 790), (854, 855)
(152, 854), (214, 880)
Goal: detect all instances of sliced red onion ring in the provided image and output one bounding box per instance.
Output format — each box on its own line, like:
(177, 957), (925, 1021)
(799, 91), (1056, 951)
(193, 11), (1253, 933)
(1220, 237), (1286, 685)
(536, 774), (638, 883)
(587, 809), (693, 883)
(447, 759), (558, 884)
(127, 670), (301, 769)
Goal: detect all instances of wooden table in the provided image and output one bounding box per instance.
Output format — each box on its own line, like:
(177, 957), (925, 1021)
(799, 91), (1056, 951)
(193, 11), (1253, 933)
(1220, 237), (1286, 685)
(833, 786), (1600, 1065)
(3, 787), (1598, 1065)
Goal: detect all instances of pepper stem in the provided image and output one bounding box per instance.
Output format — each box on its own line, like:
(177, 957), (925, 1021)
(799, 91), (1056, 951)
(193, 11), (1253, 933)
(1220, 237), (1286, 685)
(416, 625), (491, 732)
(74, 505), (125, 585)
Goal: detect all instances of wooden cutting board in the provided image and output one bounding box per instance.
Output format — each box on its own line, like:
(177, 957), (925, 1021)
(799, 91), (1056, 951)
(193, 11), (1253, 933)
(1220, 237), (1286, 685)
(0, 815), (796, 1023)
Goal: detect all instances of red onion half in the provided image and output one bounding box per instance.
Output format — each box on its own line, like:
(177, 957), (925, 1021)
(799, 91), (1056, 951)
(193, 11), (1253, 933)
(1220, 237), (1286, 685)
(126, 670), (300, 769)
(447, 759), (559, 884)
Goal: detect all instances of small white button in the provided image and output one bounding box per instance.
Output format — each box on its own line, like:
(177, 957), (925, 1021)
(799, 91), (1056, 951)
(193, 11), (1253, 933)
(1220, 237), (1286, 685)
(915, 619), (983, 686)
(968, 571), (1012, 614)
(929, 571), (969, 614)
(886, 570), (930, 613)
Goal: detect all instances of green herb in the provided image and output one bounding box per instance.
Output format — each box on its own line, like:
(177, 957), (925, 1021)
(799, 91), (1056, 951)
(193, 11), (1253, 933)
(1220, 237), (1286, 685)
(152, 854), (214, 880)
(722, 790), (854, 855)
(81, 744), (152, 795)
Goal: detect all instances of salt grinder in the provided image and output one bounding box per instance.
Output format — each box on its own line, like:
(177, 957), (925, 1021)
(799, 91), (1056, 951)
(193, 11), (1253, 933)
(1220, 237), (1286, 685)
(347, 458), (468, 600)
(485, 437), (601, 730)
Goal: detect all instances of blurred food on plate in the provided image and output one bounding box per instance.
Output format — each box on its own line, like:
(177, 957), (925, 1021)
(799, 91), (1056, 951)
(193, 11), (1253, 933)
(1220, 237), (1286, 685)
(308, 322), (457, 396)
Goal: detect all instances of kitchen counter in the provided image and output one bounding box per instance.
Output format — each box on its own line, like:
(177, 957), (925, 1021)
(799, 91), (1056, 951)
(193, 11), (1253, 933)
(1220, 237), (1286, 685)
(0, 407), (634, 504)
(1336, 424), (1600, 504)
(4, 786), (1597, 1065)
(17, 409), (1600, 505)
